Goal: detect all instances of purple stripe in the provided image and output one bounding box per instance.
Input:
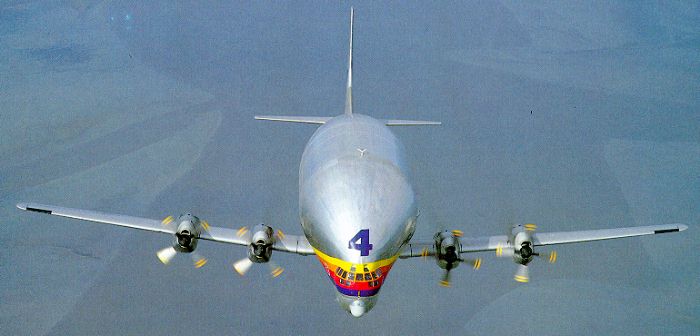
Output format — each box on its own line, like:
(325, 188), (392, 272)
(334, 284), (381, 297)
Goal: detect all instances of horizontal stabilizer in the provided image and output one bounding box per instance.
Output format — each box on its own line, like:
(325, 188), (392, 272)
(255, 115), (441, 126)
(384, 119), (441, 126)
(254, 115), (331, 124)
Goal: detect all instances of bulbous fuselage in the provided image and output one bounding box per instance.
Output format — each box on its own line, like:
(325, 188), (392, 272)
(299, 114), (417, 316)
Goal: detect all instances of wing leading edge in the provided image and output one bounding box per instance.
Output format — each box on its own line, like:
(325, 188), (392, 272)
(460, 223), (687, 253)
(16, 202), (314, 255)
(400, 223), (687, 258)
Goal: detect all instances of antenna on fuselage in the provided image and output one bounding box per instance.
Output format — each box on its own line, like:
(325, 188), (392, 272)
(344, 7), (354, 116)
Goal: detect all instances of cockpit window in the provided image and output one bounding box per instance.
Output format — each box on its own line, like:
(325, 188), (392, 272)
(371, 271), (378, 279)
(355, 273), (364, 281)
(347, 273), (355, 280)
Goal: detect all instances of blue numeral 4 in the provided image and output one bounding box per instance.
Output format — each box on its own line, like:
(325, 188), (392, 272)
(348, 229), (373, 256)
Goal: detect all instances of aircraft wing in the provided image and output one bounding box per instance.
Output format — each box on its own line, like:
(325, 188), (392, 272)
(462, 223), (687, 253)
(17, 202), (176, 234)
(400, 223), (687, 258)
(16, 202), (314, 255)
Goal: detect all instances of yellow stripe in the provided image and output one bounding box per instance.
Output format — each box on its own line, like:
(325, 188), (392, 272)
(237, 227), (249, 237)
(313, 247), (398, 271)
(194, 259), (207, 268)
(514, 275), (529, 283)
(271, 267), (284, 277)
(162, 216), (174, 225)
(276, 230), (285, 240)
(524, 223), (537, 231)
(201, 220), (210, 231)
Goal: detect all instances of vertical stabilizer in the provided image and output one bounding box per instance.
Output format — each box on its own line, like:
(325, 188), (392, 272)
(344, 7), (354, 115)
(254, 8), (440, 127)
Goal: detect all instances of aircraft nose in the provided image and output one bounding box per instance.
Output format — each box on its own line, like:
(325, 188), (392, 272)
(349, 301), (366, 317)
(336, 293), (377, 318)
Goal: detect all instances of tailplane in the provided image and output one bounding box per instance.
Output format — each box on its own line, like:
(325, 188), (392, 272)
(254, 115), (440, 126)
(254, 8), (440, 127)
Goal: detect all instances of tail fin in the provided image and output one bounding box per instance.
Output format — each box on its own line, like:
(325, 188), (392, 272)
(254, 8), (441, 127)
(344, 7), (354, 115)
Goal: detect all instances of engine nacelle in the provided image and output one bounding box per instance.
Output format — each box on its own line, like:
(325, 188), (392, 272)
(172, 214), (201, 253)
(247, 224), (274, 263)
(510, 224), (537, 265)
(434, 231), (461, 271)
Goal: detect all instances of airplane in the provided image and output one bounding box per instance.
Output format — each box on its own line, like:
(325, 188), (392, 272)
(16, 8), (687, 318)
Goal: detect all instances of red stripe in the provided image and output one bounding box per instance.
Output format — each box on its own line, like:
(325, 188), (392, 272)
(316, 255), (395, 293)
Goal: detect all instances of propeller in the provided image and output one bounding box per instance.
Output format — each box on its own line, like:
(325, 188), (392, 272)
(157, 214), (210, 268)
(233, 257), (254, 275)
(191, 252), (208, 269)
(231, 226), (285, 278)
(233, 256), (285, 277)
(439, 269), (452, 288)
(156, 246), (177, 265)
(438, 257), (482, 288)
(433, 229), (483, 288)
(269, 261), (285, 278)
(496, 223), (557, 283)
(514, 264), (529, 283)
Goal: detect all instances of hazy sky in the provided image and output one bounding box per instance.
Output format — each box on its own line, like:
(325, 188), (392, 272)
(1, 1), (698, 335)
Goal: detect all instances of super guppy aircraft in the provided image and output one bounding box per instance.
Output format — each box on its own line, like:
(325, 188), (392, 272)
(17, 8), (687, 317)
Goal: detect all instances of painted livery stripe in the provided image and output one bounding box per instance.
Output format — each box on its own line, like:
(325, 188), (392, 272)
(313, 247), (398, 298)
(313, 248), (398, 270)
(336, 286), (381, 297)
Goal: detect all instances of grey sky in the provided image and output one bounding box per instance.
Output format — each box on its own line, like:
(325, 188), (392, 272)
(1, 1), (698, 335)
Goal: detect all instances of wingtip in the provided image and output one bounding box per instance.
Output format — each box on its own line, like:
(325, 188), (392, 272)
(16, 203), (27, 211)
(678, 224), (688, 231)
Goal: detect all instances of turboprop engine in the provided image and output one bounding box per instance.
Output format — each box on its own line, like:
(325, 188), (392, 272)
(232, 224), (284, 278)
(510, 224), (537, 265)
(248, 224), (274, 263)
(496, 223), (557, 283)
(434, 230), (481, 287)
(157, 213), (210, 268)
(434, 230), (462, 271)
(173, 215), (201, 252)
